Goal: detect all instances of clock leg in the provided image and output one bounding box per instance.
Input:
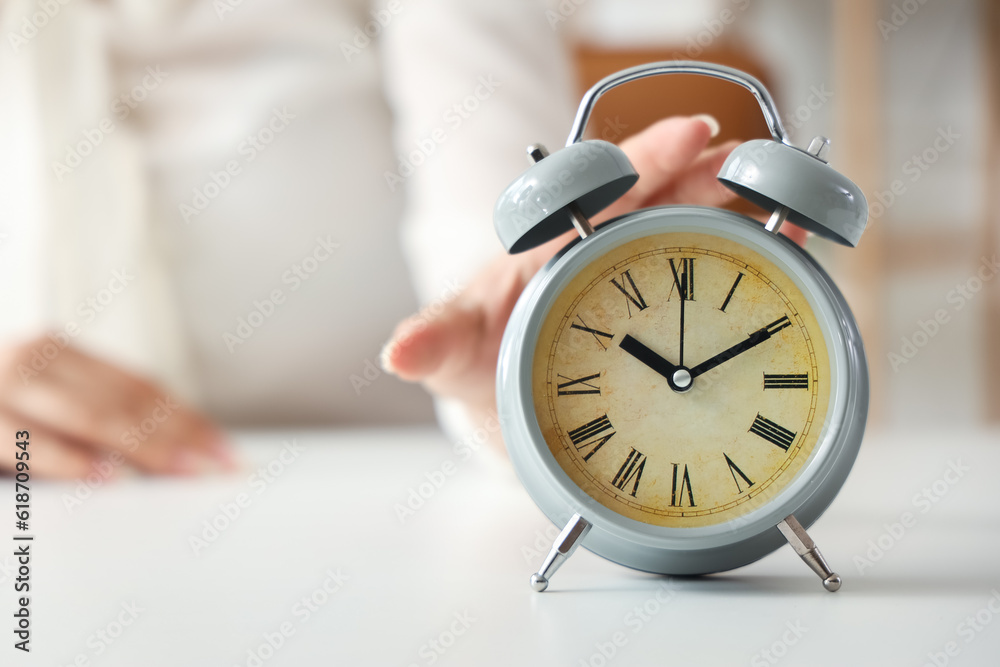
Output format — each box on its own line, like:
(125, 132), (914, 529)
(777, 515), (842, 592)
(529, 513), (592, 592)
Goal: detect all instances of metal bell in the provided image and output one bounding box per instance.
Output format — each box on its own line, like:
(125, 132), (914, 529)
(493, 140), (638, 254)
(717, 136), (869, 247)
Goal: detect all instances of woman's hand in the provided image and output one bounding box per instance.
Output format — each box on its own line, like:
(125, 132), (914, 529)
(0, 336), (234, 478)
(383, 116), (805, 434)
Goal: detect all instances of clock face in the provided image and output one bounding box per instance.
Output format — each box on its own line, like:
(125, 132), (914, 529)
(532, 231), (831, 528)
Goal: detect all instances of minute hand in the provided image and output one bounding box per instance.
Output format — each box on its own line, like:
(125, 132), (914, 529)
(688, 316), (791, 379)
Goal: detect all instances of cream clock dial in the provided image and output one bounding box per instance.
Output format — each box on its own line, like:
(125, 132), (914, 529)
(533, 232), (830, 528)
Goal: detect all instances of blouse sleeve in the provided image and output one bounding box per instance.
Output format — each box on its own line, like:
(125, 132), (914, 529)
(380, 0), (577, 303)
(380, 1), (578, 443)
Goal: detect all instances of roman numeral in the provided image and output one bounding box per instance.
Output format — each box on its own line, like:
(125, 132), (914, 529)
(557, 373), (601, 396)
(571, 316), (614, 350)
(668, 258), (695, 301)
(609, 270), (648, 317)
(724, 453), (754, 493)
(763, 373), (809, 389)
(669, 463), (695, 507)
(720, 272), (744, 312)
(765, 315), (792, 336)
(749, 413), (797, 451)
(567, 414), (615, 462)
(611, 448), (646, 497)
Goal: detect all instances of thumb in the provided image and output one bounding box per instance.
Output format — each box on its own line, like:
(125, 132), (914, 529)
(381, 301), (483, 383)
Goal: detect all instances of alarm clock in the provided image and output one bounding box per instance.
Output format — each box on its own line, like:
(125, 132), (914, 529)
(494, 62), (868, 592)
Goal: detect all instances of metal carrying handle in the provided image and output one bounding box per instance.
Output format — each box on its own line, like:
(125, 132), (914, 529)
(566, 61), (790, 147)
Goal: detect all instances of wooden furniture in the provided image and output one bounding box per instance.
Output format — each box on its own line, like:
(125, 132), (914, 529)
(984, 1), (999, 421)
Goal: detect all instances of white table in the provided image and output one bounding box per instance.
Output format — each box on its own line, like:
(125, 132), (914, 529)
(5, 427), (1000, 666)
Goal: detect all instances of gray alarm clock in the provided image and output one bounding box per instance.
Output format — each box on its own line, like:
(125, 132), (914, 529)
(493, 62), (869, 592)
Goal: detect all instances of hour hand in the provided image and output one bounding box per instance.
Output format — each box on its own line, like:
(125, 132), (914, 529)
(619, 335), (690, 391)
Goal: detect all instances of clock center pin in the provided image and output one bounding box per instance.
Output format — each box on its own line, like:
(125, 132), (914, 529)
(671, 368), (692, 391)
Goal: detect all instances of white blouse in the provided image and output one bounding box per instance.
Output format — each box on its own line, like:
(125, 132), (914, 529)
(0, 0), (574, 425)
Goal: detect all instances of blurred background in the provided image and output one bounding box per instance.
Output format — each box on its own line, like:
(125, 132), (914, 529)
(561, 0), (996, 430)
(4, 4), (994, 662)
(0, 0), (995, 442)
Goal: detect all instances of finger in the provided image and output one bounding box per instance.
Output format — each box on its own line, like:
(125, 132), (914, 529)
(385, 245), (534, 383)
(610, 131), (809, 247)
(384, 250), (535, 409)
(633, 140), (741, 210)
(383, 303), (483, 382)
(383, 301), (503, 413)
(4, 374), (199, 475)
(46, 346), (230, 464)
(0, 343), (233, 475)
(0, 413), (94, 480)
(608, 116), (715, 213)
